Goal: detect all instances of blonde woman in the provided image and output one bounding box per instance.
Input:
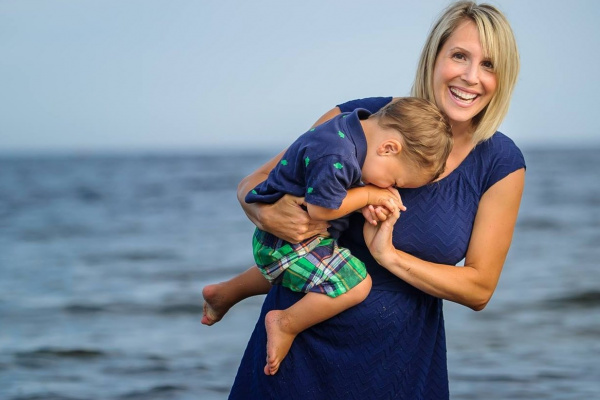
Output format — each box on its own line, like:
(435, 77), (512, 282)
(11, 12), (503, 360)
(226, 2), (525, 398)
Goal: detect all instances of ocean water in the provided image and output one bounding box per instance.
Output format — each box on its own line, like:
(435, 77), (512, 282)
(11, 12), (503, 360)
(0, 147), (599, 400)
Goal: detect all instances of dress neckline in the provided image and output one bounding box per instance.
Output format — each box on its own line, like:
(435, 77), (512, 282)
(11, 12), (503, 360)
(434, 142), (477, 184)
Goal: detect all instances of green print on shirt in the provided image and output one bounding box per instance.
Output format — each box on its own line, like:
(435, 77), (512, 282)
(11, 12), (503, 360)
(307, 187), (313, 194)
(334, 162), (343, 170)
(280, 159), (288, 166)
(305, 157), (310, 167)
(338, 131), (345, 138)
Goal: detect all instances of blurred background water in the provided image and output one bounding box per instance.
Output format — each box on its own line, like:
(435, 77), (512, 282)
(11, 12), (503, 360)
(0, 147), (599, 400)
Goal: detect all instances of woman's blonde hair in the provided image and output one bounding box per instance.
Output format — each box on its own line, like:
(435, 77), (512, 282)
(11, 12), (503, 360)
(412, 1), (520, 143)
(374, 97), (453, 182)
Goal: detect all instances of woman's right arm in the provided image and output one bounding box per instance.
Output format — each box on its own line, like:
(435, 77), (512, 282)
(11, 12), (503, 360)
(236, 107), (342, 243)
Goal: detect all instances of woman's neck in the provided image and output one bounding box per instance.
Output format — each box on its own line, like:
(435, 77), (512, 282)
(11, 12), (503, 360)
(435, 121), (475, 180)
(450, 119), (473, 139)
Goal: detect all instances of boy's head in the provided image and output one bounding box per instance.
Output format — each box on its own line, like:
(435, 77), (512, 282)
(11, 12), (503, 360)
(361, 97), (453, 188)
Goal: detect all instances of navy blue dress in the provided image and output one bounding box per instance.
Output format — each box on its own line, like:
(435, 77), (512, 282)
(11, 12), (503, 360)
(229, 97), (526, 399)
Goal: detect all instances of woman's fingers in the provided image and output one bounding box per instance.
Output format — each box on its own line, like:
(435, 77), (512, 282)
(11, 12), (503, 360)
(272, 195), (329, 242)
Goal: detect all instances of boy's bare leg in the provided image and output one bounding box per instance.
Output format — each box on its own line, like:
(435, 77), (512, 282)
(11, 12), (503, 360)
(202, 265), (271, 325)
(264, 274), (372, 375)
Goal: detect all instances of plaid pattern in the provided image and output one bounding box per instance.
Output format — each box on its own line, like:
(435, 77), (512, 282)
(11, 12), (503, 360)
(252, 228), (367, 298)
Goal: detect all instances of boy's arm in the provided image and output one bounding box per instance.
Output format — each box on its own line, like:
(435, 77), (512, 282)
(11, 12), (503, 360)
(307, 186), (403, 222)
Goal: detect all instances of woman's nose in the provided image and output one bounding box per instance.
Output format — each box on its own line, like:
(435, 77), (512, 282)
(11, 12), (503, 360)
(461, 64), (479, 86)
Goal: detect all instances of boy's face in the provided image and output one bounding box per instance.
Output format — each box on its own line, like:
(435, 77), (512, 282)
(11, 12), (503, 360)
(361, 151), (432, 189)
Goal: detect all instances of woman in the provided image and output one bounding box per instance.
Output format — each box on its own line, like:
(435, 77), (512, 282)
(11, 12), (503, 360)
(228, 1), (525, 398)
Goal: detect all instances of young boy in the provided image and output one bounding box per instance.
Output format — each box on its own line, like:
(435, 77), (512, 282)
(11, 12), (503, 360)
(202, 98), (453, 375)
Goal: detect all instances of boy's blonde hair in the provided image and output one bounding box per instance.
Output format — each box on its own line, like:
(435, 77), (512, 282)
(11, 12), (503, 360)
(374, 97), (453, 182)
(412, 1), (520, 143)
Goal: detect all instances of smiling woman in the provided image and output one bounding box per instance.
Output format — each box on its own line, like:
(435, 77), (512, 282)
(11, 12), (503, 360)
(225, 1), (526, 398)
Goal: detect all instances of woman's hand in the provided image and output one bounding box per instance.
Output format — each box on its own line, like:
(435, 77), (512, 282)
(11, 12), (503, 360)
(363, 203), (400, 266)
(238, 150), (326, 243)
(257, 194), (330, 243)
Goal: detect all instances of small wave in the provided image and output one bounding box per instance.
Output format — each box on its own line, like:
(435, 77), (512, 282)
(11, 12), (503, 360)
(9, 393), (87, 400)
(104, 364), (170, 375)
(82, 251), (181, 265)
(118, 385), (187, 400)
(13, 347), (107, 370)
(74, 186), (104, 203)
(158, 303), (203, 315)
(451, 372), (532, 383)
(63, 304), (108, 313)
(547, 290), (600, 309)
(15, 347), (106, 359)
(517, 216), (563, 231)
(19, 225), (95, 242)
(63, 302), (143, 315)
(63, 302), (202, 316)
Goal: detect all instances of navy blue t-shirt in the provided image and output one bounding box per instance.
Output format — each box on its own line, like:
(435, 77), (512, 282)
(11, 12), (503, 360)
(245, 109), (371, 237)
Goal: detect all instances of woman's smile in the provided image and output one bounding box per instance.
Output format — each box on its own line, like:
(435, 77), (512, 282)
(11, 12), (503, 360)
(449, 86), (479, 105)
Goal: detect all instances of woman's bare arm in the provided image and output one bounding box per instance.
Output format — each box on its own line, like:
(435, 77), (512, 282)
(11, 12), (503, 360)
(364, 168), (525, 311)
(236, 107), (342, 243)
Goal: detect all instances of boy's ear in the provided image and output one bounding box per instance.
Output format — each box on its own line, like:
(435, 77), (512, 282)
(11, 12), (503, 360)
(377, 139), (403, 156)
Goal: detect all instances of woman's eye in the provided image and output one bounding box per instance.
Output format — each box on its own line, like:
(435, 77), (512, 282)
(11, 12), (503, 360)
(482, 60), (494, 69)
(452, 52), (466, 60)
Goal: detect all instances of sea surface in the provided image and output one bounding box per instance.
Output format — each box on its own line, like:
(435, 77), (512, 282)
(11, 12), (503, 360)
(1, 147), (599, 400)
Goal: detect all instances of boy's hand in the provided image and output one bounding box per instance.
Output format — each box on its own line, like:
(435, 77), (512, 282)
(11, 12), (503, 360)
(362, 205), (389, 225)
(365, 186), (405, 210)
(362, 186), (406, 226)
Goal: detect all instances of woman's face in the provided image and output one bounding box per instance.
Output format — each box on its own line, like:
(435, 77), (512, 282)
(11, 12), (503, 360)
(432, 20), (497, 129)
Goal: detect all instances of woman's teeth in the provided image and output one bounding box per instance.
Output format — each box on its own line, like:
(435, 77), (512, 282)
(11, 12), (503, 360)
(450, 87), (477, 103)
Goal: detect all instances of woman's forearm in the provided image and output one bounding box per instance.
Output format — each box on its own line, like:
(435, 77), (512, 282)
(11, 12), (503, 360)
(237, 149), (286, 229)
(378, 250), (493, 311)
(237, 172), (269, 229)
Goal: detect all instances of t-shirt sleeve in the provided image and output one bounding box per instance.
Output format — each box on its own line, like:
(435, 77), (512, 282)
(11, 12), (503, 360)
(481, 133), (526, 193)
(304, 155), (360, 210)
(337, 97), (394, 114)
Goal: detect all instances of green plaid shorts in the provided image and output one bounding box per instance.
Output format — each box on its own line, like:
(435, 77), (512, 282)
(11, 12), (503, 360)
(252, 228), (367, 298)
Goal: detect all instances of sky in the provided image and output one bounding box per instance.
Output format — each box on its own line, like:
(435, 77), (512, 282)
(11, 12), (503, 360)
(1, 0), (599, 153)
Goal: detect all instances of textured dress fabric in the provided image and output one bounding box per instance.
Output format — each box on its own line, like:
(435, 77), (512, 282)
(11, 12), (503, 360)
(228, 97), (526, 400)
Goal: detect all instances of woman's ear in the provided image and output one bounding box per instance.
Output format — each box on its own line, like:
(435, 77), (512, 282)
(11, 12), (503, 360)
(377, 139), (403, 156)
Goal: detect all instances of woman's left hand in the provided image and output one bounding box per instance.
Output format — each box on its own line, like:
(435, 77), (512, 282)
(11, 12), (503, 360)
(363, 204), (400, 266)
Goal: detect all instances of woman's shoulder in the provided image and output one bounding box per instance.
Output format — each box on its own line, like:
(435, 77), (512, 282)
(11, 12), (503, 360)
(470, 131), (526, 193)
(336, 96), (394, 114)
(476, 132), (525, 164)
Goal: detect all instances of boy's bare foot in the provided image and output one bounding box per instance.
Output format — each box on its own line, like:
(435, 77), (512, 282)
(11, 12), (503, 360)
(264, 310), (297, 375)
(201, 284), (231, 326)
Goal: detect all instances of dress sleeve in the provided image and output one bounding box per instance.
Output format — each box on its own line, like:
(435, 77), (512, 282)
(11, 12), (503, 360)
(481, 133), (527, 193)
(337, 97), (393, 114)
